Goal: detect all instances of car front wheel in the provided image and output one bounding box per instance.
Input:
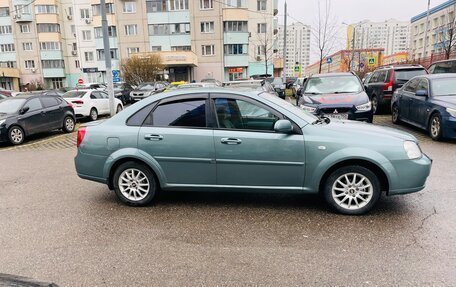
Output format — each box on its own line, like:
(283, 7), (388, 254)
(429, 113), (443, 141)
(113, 161), (157, 206)
(323, 166), (381, 215)
(8, 126), (25, 145)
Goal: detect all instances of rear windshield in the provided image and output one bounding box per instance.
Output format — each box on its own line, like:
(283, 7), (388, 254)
(0, 99), (26, 114)
(394, 69), (427, 82)
(63, 91), (86, 98)
(431, 78), (456, 96)
(429, 61), (456, 74)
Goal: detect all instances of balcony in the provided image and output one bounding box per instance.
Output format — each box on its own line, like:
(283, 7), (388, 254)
(40, 51), (63, 60)
(14, 13), (33, 22)
(224, 55), (249, 67)
(224, 32), (249, 45)
(147, 11), (189, 24)
(43, 68), (65, 78)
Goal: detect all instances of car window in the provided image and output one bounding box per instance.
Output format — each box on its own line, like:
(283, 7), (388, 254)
(214, 98), (279, 131)
(24, 98), (43, 112)
(63, 91), (86, 98)
(147, 99), (206, 127)
(428, 61), (456, 74)
(91, 91), (103, 99)
(377, 70), (388, 83)
(394, 69), (427, 82)
(368, 71), (379, 83)
(99, 92), (108, 99)
(404, 78), (420, 93)
(416, 79), (429, 93)
(41, 96), (59, 108)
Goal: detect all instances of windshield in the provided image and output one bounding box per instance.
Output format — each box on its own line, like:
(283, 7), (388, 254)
(305, 76), (362, 94)
(429, 61), (456, 74)
(431, 78), (456, 96)
(0, 99), (26, 114)
(394, 69), (427, 81)
(139, 84), (155, 90)
(63, 91), (86, 98)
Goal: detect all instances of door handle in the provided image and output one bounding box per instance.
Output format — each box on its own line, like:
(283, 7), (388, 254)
(144, 134), (163, 141)
(221, 138), (242, 145)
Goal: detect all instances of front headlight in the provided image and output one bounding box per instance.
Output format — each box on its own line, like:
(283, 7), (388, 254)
(446, 107), (456, 117)
(356, 102), (372, 111)
(0, 119), (5, 126)
(300, 104), (316, 113)
(404, 141), (422, 160)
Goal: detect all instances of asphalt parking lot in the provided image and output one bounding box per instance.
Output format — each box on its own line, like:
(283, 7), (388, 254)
(0, 115), (455, 286)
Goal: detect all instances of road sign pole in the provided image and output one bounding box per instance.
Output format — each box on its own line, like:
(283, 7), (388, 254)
(101, 0), (115, 117)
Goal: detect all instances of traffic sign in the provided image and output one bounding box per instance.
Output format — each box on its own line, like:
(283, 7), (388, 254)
(112, 70), (120, 83)
(326, 57), (332, 64)
(77, 78), (84, 85)
(294, 65), (301, 72)
(359, 62), (365, 69)
(368, 57), (376, 66)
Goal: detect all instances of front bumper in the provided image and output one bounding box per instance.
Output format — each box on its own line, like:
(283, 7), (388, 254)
(442, 116), (456, 139)
(388, 153), (432, 195)
(0, 125), (8, 142)
(312, 105), (373, 122)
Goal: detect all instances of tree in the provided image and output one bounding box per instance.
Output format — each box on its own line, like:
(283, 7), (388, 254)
(251, 16), (277, 77)
(437, 4), (456, 59)
(120, 54), (164, 86)
(312, 0), (338, 73)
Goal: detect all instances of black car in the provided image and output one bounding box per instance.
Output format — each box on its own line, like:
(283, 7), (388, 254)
(265, 77), (286, 99)
(0, 94), (75, 145)
(428, 59), (456, 74)
(391, 74), (456, 141)
(297, 72), (373, 122)
(365, 64), (427, 114)
(114, 82), (134, 104)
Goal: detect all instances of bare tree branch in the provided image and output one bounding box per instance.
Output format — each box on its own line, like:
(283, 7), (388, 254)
(120, 54), (164, 86)
(312, 0), (338, 73)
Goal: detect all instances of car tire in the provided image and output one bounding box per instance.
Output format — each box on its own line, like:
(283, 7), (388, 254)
(63, 116), (75, 133)
(116, 104), (123, 114)
(391, 104), (401, 124)
(429, 113), (443, 141)
(323, 166), (381, 215)
(89, 108), (98, 121)
(113, 161), (157, 206)
(371, 96), (379, 114)
(8, 125), (25, 145)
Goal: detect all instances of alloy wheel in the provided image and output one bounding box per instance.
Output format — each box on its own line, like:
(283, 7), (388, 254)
(65, 117), (75, 132)
(430, 116), (441, 138)
(10, 128), (23, 144)
(118, 168), (150, 201)
(331, 172), (373, 210)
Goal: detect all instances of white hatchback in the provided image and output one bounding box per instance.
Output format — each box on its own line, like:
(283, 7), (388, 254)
(63, 89), (123, 121)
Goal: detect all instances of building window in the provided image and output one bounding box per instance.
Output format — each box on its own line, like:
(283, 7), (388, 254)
(0, 7), (10, 17)
(148, 23), (190, 35)
(257, 23), (266, 33)
(257, 0), (267, 11)
(124, 24), (138, 36)
(24, 60), (35, 69)
(146, 0), (167, 12)
(0, 44), (15, 52)
(0, 25), (12, 34)
(256, 45), (266, 56)
(151, 46), (162, 51)
(224, 0), (246, 8)
(0, 61), (16, 68)
(82, 30), (92, 41)
(35, 5), (57, 14)
(20, 24), (30, 33)
(40, 42), (61, 50)
(127, 47), (139, 56)
(94, 26), (117, 38)
(14, 5), (31, 15)
(200, 0), (213, 9)
(37, 24), (60, 33)
(224, 44), (247, 55)
(171, 46), (191, 51)
(96, 49), (118, 61)
(202, 45), (215, 56)
(201, 21), (214, 33)
(22, 42), (33, 51)
(92, 3), (114, 16)
(84, 51), (94, 62)
(75, 60), (80, 68)
(42, 60), (65, 69)
(224, 21), (248, 32)
(50, 78), (64, 89)
(123, 1), (136, 13)
(80, 8), (90, 19)
(169, 0), (189, 11)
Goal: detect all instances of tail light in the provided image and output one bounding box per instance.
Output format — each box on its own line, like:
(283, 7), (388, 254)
(72, 100), (84, 105)
(383, 70), (394, 92)
(77, 127), (86, 148)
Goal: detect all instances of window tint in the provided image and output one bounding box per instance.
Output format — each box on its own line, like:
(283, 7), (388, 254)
(127, 103), (156, 126)
(404, 78), (420, 93)
(99, 92), (108, 99)
(377, 70), (387, 83)
(394, 69), (427, 81)
(369, 71), (379, 83)
(149, 99), (206, 127)
(41, 96), (59, 108)
(90, 91), (103, 99)
(24, 98), (43, 111)
(416, 79), (429, 93)
(214, 98), (279, 131)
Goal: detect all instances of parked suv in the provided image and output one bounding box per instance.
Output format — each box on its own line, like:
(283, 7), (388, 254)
(365, 65), (427, 114)
(428, 59), (456, 74)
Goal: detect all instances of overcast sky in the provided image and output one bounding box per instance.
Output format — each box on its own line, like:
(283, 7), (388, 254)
(278, 0), (449, 61)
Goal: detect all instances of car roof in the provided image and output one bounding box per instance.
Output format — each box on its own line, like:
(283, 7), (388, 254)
(418, 73), (456, 80)
(429, 59), (456, 65)
(310, 72), (354, 78)
(376, 64), (425, 70)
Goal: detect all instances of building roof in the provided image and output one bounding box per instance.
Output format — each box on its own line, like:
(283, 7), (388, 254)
(411, 0), (456, 23)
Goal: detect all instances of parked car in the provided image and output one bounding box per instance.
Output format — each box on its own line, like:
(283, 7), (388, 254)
(14, 90), (65, 98)
(75, 88), (432, 215)
(164, 81), (187, 92)
(201, 78), (222, 86)
(0, 94), (75, 145)
(292, 77), (308, 103)
(0, 94), (7, 100)
(365, 65), (427, 114)
(63, 89), (123, 121)
(265, 77), (286, 99)
(362, 72), (372, 84)
(428, 59), (456, 74)
(223, 80), (279, 97)
(113, 82), (134, 105)
(391, 74), (456, 141)
(76, 83), (107, 91)
(130, 82), (168, 102)
(0, 88), (14, 97)
(297, 72), (373, 122)
(177, 82), (218, 89)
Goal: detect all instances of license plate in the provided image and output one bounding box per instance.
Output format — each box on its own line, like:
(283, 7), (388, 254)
(325, 113), (348, 120)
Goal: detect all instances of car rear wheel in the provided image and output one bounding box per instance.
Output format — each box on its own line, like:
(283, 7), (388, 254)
(116, 105), (123, 114)
(8, 126), (25, 145)
(323, 166), (381, 215)
(63, 116), (75, 133)
(89, 108), (98, 121)
(429, 113), (443, 141)
(391, 104), (400, 124)
(113, 161), (157, 206)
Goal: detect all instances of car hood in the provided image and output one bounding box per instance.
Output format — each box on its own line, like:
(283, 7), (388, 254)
(0, 113), (15, 120)
(132, 89), (154, 93)
(432, 96), (456, 109)
(302, 92), (369, 106)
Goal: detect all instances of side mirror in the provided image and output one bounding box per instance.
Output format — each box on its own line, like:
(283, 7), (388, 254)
(415, 90), (428, 97)
(274, 119), (293, 134)
(20, 106), (30, 115)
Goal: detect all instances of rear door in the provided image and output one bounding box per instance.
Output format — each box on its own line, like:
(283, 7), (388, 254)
(138, 94), (216, 186)
(40, 96), (62, 130)
(90, 91), (108, 115)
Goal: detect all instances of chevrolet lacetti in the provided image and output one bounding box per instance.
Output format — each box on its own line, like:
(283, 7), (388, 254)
(74, 88), (432, 215)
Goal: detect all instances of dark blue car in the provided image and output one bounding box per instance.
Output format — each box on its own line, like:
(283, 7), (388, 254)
(391, 74), (456, 141)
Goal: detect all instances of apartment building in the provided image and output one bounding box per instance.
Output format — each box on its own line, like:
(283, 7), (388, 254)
(277, 22), (311, 77)
(346, 19), (410, 57)
(410, 0), (456, 60)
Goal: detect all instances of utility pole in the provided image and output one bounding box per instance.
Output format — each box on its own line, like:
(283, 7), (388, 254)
(423, 0), (431, 60)
(351, 25), (356, 71)
(100, 0), (115, 116)
(282, 1), (287, 84)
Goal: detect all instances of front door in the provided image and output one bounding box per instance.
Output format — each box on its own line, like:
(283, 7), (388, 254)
(138, 95), (216, 186)
(211, 94), (305, 189)
(400, 78), (420, 121)
(18, 98), (47, 135)
(409, 79), (430, 128)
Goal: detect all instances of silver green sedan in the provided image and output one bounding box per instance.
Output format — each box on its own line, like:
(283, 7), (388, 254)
(75, 89), (432, 215)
